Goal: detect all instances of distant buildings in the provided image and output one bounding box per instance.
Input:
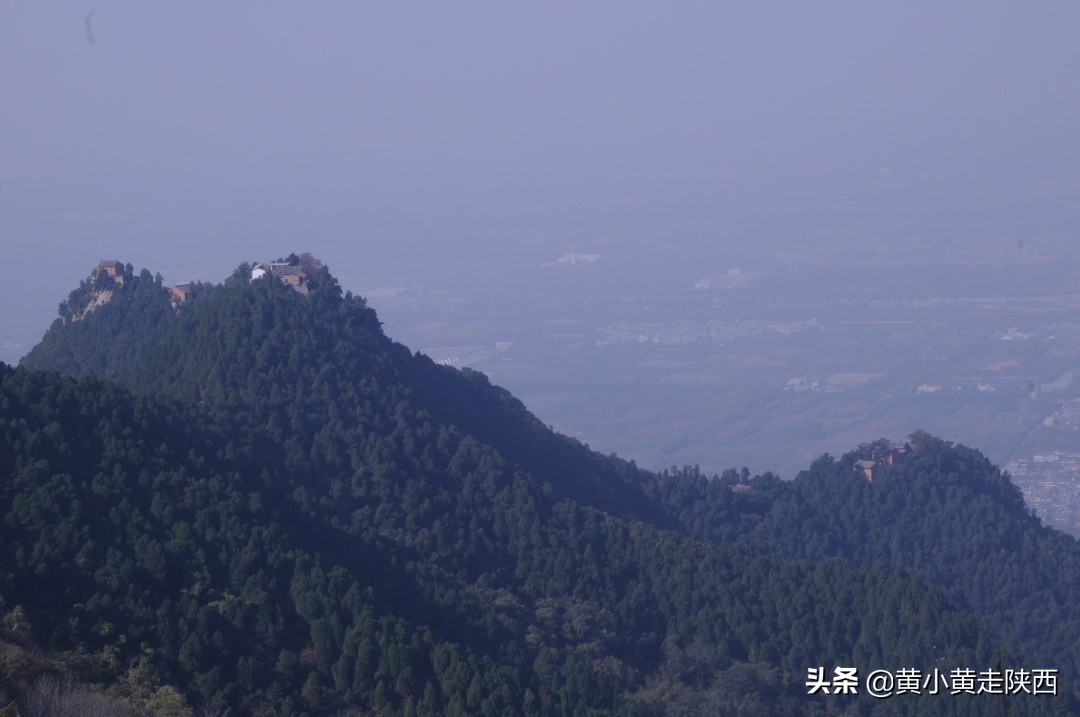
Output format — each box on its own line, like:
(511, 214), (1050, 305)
(854, 459), (878, 480)
(92, 260), (124, 284)
(251, 262), (310, 295)
(853, 443), (911, 481)
(169, 283), (193, 305)
(86, 257), (316, 312)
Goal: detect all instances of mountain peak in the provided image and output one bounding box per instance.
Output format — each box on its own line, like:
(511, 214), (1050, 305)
(12, 256), (1080, 714)
(246, 252), (331, 298)
(56, 258), (133, 323)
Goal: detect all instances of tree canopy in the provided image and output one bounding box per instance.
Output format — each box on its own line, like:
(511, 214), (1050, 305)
(3, 260), (1076, 715)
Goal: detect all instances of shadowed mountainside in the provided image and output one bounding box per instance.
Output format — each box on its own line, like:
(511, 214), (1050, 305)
(5, 258), (1077, 715)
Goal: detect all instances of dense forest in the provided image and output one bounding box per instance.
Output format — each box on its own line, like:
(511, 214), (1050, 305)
(2, 256), (1077, 715)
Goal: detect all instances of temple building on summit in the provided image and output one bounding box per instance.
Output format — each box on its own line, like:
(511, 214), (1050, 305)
(853, 443), (911, 481)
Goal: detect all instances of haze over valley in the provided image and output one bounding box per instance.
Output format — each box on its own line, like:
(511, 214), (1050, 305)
(359, 210), (1080, 533)
(5, 4), (1080, 537)
(6, 5), (1080, 711)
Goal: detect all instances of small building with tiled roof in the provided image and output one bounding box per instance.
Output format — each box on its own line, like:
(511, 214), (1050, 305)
(92, 260), (125, 284)
(854, 459), (878, 481)
(169, 283), (193, 304)
(884, 444), (911, 465)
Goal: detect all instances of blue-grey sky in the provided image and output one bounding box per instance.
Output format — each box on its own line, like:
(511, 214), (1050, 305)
(3, 2), (1080, 362)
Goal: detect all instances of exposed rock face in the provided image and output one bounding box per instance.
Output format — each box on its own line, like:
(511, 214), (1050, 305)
(70, 288), (114, 322)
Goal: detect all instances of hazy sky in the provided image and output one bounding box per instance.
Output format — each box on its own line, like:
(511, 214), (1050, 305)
(3, 2), (1080, 362)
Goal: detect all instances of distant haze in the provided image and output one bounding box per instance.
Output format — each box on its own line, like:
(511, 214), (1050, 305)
(4, 3), (1079, 280)
(4, 3), (1080, 498)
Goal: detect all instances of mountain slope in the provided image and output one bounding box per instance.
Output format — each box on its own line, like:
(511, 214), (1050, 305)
(5, 363), (1023, 715)
(9, 258), (1078, 714)
(25, 260), (670, 527)
(657, 434), (1080, 689)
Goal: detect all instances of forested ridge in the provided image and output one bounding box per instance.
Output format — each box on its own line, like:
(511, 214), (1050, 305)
(2, 258), (1076, 715)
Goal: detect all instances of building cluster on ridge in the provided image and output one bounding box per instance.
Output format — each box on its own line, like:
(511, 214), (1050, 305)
(91, 257), (315, 309)
(853, 442), (911, 481)
(249, 261), (311, 296)
(93, 259), (195, 307)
